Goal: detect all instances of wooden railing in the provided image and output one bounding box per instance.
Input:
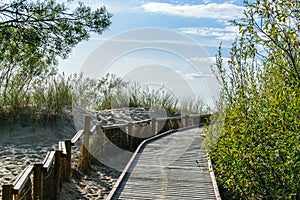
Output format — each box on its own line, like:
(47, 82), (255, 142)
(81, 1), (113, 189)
(1, 113), (211, 200)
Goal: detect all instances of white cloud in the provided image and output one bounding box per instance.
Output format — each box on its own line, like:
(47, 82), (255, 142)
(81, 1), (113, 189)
(90, 37), (200, 47)
(189, 56), (215, 63)
(189, 56), (231, 65)
(179, 26), (239, 41)
(203, 0), (211, 4)
(141, 2), (243, 20)
(186, 73), (216, 80)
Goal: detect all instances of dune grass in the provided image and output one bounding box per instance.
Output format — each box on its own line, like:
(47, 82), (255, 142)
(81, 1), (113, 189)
(0, 72), (210, 126)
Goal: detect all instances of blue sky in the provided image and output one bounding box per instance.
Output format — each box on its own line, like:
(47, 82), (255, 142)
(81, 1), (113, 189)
(59, 0), (245, 73)
(59, 0), (246, 107)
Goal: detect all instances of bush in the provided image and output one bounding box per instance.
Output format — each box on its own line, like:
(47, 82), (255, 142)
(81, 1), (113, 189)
(204, 0), (300, 199)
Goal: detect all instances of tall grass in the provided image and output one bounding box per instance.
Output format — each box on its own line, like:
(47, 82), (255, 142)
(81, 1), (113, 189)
(122, 82), (180, 116)
(110, 81), (211, 117)
(33, 74), (73, 119)
(0, 73), (73, 124)
(0, 72), (210, 125)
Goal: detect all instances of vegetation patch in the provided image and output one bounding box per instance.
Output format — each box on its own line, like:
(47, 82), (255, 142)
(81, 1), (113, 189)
(203, 0), (300, 199)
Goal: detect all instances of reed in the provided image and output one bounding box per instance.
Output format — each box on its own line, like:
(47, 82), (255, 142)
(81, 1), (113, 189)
(0, 72), (210, 125)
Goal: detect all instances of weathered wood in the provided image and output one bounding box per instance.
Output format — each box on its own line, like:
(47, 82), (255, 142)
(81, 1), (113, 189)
(106, 127), (177, 200)
(190, 115), (194, 126)
(59, 141), (67, 157)
(1, 113), (213, 200)
(2, 184), (13, 200)
(13, 166), (33, 194)
(156, 118), (165, 134)
(103, 125), (129, 150)
(90, 125), (97, 134)
(71, 129), (84, 146)
(54, 150), (62, 196)
(132, 119), (151, 124)
(127, 122), (134, 151)
(96, 125), (105, 154)
(108, 128), (219, 200)
(14, 180), (32, 200)
(82, 115), (91, 172)
(33, 163), (43, 200)
(119, 124), (129, 149)
(185, 115), (189, 127)
(65, 140), (72, 182)
(42, 151), (55, 172)
(151, 118), (157, 135)
(42, 160), (55, 200)
(191, 115), (200, 125)
(207, 155), (222, 200)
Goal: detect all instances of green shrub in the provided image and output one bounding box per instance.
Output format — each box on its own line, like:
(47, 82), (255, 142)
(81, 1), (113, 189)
(203, 0), (300, 199)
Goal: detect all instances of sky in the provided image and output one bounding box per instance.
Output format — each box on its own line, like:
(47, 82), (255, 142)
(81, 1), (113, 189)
(58, 0), (246, 107)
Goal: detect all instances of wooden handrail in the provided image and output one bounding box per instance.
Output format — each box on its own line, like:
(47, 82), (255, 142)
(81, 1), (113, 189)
(59, 141), (67, 157)
(42, 151), (55, 172)
(2, 112), (212, 200)
(71, 129), (84, 146)
(132, 119), (151, 124)
(90, 125), (97, 134)
(12, 166), (34, 194)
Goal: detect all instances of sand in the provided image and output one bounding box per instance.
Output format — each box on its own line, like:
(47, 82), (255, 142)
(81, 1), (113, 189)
(0, 116), (120, 199)
(0, 107), (157, 199)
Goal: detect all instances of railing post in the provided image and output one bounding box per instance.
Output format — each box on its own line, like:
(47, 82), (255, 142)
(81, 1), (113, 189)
(180, 116), (184, 128)
(191, 116), (195, 126)
(65, 140), (72, 182)
(185, 115), (189, 127)
(96, 125), (105, 154)
(33, 163), (43, 200)
(82, 115), (91, 172)
(151, 118), (157, 136)
(2, 184), (13, 200)
(128, 122), (134, 151)
(54, 150), (62, 197)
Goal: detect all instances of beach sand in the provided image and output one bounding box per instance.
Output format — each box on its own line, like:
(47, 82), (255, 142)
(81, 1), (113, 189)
(0, 107), (155, 199)
(0, 117), (120, 199)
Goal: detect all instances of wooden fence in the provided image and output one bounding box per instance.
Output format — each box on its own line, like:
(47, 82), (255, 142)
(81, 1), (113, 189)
(1, 114), (211, 200)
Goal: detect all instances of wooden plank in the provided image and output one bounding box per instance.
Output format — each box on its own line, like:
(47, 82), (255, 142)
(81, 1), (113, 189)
(106, 129), (177, 200)
(132, 119), (151, 124)
(102, 124), (125, 129)
(54, 150), (62, 196)
(42, 151), (55, 172)
(107, 128), (219, 200)
(71, 129), (84, 146)
(59, 141), (67, 156)
(207, 155), (222, 200)
(33, 163), (43, 199)
(90, 125), (97, 134)
(2, 184), (13, 200)
(13, 166), (34, 194)
(151, 118), (157, 135)
(65, 140), (72, 182)
(82, 115), (90, 172)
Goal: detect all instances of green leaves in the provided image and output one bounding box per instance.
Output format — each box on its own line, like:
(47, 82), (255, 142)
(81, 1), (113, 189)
(204, 0), (300, 199)
(0, 0), (112, 119)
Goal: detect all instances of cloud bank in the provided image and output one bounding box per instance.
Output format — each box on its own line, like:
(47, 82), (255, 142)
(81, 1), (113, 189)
(142, 2), (243, 20)
(179, 26), (239, 41)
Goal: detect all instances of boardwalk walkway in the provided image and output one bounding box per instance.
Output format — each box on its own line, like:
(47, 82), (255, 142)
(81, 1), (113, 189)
(107, 127), (220, 199)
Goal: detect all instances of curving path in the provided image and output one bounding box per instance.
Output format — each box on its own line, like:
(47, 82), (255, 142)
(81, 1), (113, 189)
(107, 127), (220, 200)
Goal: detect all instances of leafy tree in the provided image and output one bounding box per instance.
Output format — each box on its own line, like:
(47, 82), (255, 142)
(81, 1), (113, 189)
(0, 0), (112, 109)
(204, 0), (300, 199)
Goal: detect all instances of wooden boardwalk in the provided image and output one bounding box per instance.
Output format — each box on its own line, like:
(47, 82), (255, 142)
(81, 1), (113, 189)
(107, 127), (220, 200)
